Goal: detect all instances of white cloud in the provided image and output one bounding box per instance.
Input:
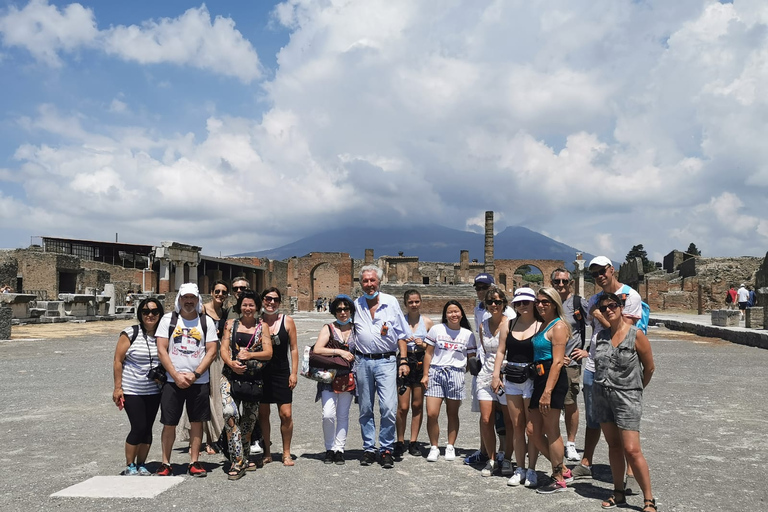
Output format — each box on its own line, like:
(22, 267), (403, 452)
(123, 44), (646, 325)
(108, 99), (128, 113)
(0, 1), (260, 81)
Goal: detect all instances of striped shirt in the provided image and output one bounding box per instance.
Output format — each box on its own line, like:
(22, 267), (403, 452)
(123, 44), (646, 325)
(121, 326), (162, 395)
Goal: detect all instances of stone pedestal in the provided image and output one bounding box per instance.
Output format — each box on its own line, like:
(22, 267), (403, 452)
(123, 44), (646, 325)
(58, 294), (96, 317)
(746, 307), (764, 329)
(0, 293), (38, 319)
(711, 309), (740, 327)
(0, 306), (11, 339)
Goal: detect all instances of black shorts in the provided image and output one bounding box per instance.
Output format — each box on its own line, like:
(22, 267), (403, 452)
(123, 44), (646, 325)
(261, 366), (293, 405)
(738, 301), (748, 311)
(403, 351), (425, 387)
(160, 382), (211, 425)
(529, 366), (568, 410)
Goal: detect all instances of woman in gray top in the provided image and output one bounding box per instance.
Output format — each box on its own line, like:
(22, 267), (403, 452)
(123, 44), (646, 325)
(593, 293), (656, 512)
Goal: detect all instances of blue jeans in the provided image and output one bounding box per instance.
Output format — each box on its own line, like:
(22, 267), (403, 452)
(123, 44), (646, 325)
(582, 368), (600, 430)
(355, 354), (397, 453)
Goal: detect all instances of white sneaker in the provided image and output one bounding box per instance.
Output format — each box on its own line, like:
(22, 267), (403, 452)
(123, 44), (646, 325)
(444, 444), (456, 461)
(427, 445), (440, 462)
(481, 459), (495, 477)
(524, 468), (538, 488)
(565, 442), (579, 461)
(250, 440), (263, 455)
(508, 466), (526, 486)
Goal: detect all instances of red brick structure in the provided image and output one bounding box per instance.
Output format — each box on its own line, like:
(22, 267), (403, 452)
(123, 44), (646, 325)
(494, 259), (566, 294)
(288, 253), (354, 311)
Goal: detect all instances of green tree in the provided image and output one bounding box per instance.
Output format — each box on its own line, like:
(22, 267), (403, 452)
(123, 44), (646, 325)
(686, 243), (701, 256)
(515, 265), (531, 275)
(625, 244), (656, 273)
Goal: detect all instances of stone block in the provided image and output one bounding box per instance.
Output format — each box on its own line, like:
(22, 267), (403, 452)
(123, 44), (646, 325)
(58, 294), (96, 316)
(0, 293), (38, 319)
(711, 309), (740, 327)
(0, 306), (11, 339)
(746, 307), (764, 329)
(36, 300), (63, 317)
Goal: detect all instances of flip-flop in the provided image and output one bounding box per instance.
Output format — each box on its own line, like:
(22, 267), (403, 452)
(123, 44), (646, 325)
(282, 456), (295, 467)
(227, 464), (246, 481)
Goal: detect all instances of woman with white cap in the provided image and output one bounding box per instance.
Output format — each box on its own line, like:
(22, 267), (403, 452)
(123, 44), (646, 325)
(493, 287), (542, 487)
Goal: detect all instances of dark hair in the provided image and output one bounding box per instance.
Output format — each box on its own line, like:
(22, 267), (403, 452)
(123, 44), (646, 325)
(261, 287), (282, 302)
(550, 267), (570, 281)
(484, 286), (507, 305)
(236, 289), (261, 312)
(211, 279), (229, 293)
(403, 289), (421, 303)
(599, 292), (624, 307)
(136, 297), (164, 333)
(330, 295), (355, 319)
(441, 300), (471, 330)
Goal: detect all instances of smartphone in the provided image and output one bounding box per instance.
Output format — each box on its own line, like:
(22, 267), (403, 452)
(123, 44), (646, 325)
(117, 397), (125, 411)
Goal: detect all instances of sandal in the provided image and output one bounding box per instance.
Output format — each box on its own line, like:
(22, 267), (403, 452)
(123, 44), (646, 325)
(246, 461), (258, 472)
(262, 456), (273, 464)
(227, 463), (246, 481)
(602, 489), (627, 509)
(643, 498), (657, 512)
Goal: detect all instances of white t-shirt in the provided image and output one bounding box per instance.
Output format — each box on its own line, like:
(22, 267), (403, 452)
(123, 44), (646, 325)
(737, 287), (749, 303)
(425, 323), (477, 369)
(156, 312), (218, 384)
(585, 285), (642, 373)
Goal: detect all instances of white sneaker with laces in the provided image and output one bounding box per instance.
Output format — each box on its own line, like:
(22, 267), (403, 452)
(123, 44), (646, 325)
(444, 444), (456, 461)
(427, 445), (440, 462)
(565, 442), (579, 461)
(481, 460), (495, 477)
(524, 468), (538, 488)
(250, 440), (263, 455)
(508, 466), (526, 486)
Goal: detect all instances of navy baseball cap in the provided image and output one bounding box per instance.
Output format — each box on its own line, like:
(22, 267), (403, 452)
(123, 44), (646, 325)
(474, 273), (495, 286)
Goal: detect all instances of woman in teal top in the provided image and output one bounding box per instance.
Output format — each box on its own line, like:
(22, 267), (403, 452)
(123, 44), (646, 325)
(529, 287), (572, 494)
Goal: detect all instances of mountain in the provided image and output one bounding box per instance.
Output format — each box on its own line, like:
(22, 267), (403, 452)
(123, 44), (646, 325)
(234, 224), (597, 265)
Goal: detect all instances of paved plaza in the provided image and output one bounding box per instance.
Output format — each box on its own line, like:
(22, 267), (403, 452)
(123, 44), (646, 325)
(1, 313), (766, 511)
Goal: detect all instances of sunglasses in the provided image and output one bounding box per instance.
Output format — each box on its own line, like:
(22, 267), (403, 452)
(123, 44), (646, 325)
(141, 308), (160, 316)
(590, 267), (609, 278)
(598, 303), (621, 313)
(213, 289), (228, 295)
(475, 285), (490, 291)
(336, 307), (351, 312)
(552, 279), (570, 285)
(263, 296), (280, 303)
(485, 299), (504, 306)
(515, 300), (533, 306)
(233, 286), (248, 291)
(535, 299), (552, 306)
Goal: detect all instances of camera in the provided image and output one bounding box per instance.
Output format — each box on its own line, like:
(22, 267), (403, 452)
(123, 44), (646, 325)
(147, 365), (167, 383)
(397, 376), (407, 396)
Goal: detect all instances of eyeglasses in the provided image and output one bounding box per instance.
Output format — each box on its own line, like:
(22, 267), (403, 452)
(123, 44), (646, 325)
(534, 299), (552, 306)
(263, 296), (280, 303)
(141, 308), (160, 316)
(515, 300), (533, 306)
(474, 285), (490, 291)
(485, 299), (504, 306)
(598, 303), (621, 313)
(213, 289), (228, 295)
(552, 279), (570, 285)
(233, 286), (247, 291)
(336, 307), (351, 312)
(590, 267), (609, 278)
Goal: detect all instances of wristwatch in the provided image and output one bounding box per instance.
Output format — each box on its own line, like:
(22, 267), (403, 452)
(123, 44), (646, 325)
(193, 371), (202, 380)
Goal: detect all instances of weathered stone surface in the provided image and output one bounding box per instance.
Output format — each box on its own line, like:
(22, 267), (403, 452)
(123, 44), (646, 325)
(711, 309), (740, 327)
(0, 306), (11, 339)
(0, 293), (38, 319)
(746, 307), (764, 329)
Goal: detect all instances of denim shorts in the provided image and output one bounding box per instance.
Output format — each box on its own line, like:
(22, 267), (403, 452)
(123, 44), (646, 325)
(592, 383), (643, 431)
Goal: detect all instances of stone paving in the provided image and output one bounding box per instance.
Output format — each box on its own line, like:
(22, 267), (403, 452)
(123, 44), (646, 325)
(0, 313), (766, 511)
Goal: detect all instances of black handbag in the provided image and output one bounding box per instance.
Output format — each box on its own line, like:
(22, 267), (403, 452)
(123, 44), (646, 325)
(504, 363), (531, 384)
(230, 379), (263, 402)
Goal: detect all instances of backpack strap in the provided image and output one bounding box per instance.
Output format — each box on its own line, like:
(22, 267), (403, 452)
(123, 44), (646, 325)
(573, 295), (587, 349)
(129, 325), (139, 345)
(168, 310), (209, 346)
(230, 319), (240, 358)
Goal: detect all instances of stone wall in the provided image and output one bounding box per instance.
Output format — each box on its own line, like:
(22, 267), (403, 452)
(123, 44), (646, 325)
(288, 253), (354, 311)
(15, 250), (81, 297)
(0, 251), (18, 291)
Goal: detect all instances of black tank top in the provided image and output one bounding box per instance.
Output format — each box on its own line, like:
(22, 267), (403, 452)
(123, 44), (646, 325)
(505, 318), (535, 364)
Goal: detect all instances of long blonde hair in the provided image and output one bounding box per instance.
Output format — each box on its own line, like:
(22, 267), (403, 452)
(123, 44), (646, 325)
(537, 287), (572, 339)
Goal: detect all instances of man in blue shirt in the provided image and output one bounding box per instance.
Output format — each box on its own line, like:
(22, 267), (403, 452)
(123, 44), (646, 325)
(353, 265), (410, 468)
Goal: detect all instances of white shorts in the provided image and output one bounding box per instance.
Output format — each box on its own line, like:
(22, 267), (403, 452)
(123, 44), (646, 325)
(504, 378), (534, 399)
(475, 382), (507, 405)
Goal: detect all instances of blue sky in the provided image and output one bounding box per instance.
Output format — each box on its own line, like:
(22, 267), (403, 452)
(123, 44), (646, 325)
(1, 0), (767, 262)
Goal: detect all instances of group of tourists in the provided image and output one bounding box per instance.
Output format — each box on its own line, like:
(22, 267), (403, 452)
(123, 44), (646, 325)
(112, 260), (657, 511)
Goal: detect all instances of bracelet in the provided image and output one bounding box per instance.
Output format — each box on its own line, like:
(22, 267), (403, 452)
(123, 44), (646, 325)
(399, 362), (409, 367)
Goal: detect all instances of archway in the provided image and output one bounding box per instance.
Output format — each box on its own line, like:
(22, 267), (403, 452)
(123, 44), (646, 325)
(310, 263), (340, 305)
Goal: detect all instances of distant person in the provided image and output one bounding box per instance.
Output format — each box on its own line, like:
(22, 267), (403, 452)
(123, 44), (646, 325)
(316, 297), (323, 312)
(1, 284), (11, 293)
(726, 285), (737, 310)
(748, 286), (757, 308)
(112, 297), (164, 476)
(154, 283), (219, 477)
(737, 284), (749, 320)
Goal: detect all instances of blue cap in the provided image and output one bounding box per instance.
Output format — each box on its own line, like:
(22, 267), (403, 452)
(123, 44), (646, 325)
(474, 273), (494, 286)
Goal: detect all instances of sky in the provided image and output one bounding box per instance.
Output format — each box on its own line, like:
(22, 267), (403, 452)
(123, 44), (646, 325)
(1, 0), (767, 263)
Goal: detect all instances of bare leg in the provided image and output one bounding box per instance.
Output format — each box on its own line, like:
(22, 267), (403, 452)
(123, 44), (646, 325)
(601, 422), (627, 496)
(528, 409), (550, 463)
(479, 400), (497, 461)
(278, 403), (294, 465)
(396, 387), (411, 443)
(580, 427), (601, 467)
(125, 443), (139, 466)
(425, 396), (443, 446)
(507, 396), (528, 468)
(565, 402), (579, 443)
(259, 403), (272, 462)
(136, 443), (151, 465)
(621, 430), (653, 500)
(409, 385), (424, 443)
(445, 399), (461, 445)
(501, 401), (514, 459)
(189, 421), (202, 463)
(542, 409), (565, 481)
(161, 425), (176, 465)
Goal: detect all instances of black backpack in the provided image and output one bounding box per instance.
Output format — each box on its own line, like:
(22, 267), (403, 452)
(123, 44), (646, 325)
(572, 295), (587, 349)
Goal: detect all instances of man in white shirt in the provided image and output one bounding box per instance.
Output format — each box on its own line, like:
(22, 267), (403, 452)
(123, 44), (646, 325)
(737, 284), (750, 319)
(155, 283), (219, 477)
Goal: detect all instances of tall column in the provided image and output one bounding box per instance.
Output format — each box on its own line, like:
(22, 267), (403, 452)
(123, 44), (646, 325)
(573, 253), (586, 297)
(484, 211), (495, 277)
(158, 259), (170, 294)
(364, 249), (374, 265)
(173, 261), (185, 291)
(188, 262), (199, 284)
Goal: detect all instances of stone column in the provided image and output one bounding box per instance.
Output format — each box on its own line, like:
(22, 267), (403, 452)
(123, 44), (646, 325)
(484, 211), (495, 277)
(188, 262), (199, 285)
(573, 254), (586, 297)
(158, 259), (170, 294)
(104, 284), (116, 315)
(0, 306), (11, 340)
(364, 249), (374, 265)
(173, 261), (185, 291)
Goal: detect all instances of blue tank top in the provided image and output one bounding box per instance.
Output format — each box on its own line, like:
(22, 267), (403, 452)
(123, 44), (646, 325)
(532, 319), (560, 361)
(405, 314), (428, 351)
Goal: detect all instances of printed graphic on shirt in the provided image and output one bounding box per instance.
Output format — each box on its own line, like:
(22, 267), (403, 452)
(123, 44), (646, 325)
(170, 325), (204, 359)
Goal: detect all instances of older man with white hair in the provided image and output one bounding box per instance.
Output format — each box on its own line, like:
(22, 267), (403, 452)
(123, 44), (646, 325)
(155, 283), (219, 477)
(353, 265), (410, 469)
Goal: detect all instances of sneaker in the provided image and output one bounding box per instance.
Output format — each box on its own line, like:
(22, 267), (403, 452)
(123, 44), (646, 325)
(444, 444), (456, 461)
(381, 450), (394, 469)
(508, 467), (526, 486)
(360, 451), (376, 466)
(536, 478), (568, 494)
(427, 445), (440, 462)
(393, 441), (405, 458)
(250, 440), (263, 455)
(501, 459), (514, 476)
(624, 475), (637, 496)
(571, 464), (592, 479)
(481, 460), (496, 477)
(408, 442), (421, 456)
(334, 451), (345, 465)
(188, 461), (207, 478)
(121, 463), (138, 476)
(323, 449), (335, 464)
(463, 449), (489, 465)
(137, 465), (151, 476)
(565, 442), (579, 461)
(496, 451), (505, 465)
(524, 468), (538, 488)
(563, 467), (574, 483)
(155, 463), (172, 476)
